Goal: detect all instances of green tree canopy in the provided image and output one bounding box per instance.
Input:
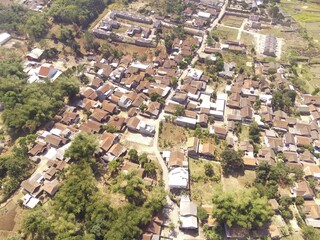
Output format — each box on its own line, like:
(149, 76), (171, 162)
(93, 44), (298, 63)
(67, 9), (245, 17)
(220, 149), (243, 174)
(212, 189), (273, 229)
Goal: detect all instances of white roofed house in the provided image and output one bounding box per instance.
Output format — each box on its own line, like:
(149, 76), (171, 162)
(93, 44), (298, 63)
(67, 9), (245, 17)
(26, 48), (44, 62)
(169, 167), (189, 190)
(179, 195), (198, 230)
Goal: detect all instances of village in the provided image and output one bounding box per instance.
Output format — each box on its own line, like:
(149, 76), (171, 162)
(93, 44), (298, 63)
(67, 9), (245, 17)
(0, 0), (320, 239)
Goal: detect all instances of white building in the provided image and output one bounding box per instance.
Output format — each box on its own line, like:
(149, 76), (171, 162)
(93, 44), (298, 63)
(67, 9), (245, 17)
(169, 167), (189, 189)
(180, 195), (198, 230)
(0, 33), (11, 46)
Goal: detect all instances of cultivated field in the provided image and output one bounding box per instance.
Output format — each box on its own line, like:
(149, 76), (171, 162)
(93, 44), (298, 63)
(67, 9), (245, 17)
(280, 0), (320, 45)
(215, 26), (239, 42)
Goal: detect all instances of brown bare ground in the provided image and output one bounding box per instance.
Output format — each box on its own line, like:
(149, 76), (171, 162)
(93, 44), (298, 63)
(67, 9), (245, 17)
(158, 122), (189, 151)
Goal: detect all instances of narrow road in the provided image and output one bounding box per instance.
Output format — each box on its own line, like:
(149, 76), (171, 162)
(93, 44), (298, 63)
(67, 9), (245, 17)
(151, 2), (229, 239)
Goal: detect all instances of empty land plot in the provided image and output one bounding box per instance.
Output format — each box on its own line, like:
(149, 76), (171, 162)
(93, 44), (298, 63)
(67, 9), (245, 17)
(158, 122), (188, 151)
(222, 170), (256, 193)
(309, 64), (320, 87)
(215, 26), (239, 42)
(221, 15), (245, 28)
(189, 159), (222, 205)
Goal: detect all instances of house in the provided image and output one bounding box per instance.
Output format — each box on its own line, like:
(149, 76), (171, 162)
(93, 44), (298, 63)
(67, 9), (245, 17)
(240, 106), (253, 123)
(303, 163), (320, 180)
(26, 48), (44, 62)
(101, 100), (118, 114)
(263, 35), (277, 57)
(179, 195), (198, 230)
(199, 142), (214, 159)
(302, 200), (320, 228)
(109, 143), (127, 158)
(90, 109), (110, 123)
(296, 136), (312, 148)
(0, 32), (11, 46)
(218, 62), (236, 78)
(118, 95), (132, 109)
(291, 180), (314, 200)
(186, 137), (199, 157)
(82, 87), (98, 100)
(121, 161), (144, 178)
(28, 141), (47, 156)
(168, 151), (185, 169)
(127, 117), (140, 132)
(243, 156), (258, 170)
(90, 78), (104, 89)
(44, 134), (64, 148)
(38, 63), (59, 79)
(21, 178), (41, 197)
(126, 117), (155, 136)
(107, 115), (126, 132)
(42, 179), (60, 197)
(61, 111), (80, 125)
(212, 125), (227, 139)
(79, 120), (102, 134)
(142, 217), (163, 240)
(169, 167), (189, 189)
(175, 116), (197, 129)
(100, 132), (118, 152)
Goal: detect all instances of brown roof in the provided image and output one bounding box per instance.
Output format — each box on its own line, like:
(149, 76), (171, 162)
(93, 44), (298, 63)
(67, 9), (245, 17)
(82, 88), (98, 100)
(126, 117), (140, 130)
(101, 100), (117, 113)
(28, 141), (47, 156)
(21, 179), (40, 194)
(214, 126), (227, 136)
(91, 78), (103, 89)
(38, 65), (54, 77)
(168, 151), (184, 167)
(184, 110), (197, 119)
(79, 120), (102, 133)
(121, 160), (144, 178)
(243, 156), (258, 167)
(100, 132), (117, 152)
(296, 136), (312, 146)
(296, 181), (314, 198)
(303, 200), (320, 219)
(107, 115), (126, 131)
(44, 134), (62, 147)
(109, 143), (126, 157)
(273, 120), (288, 129)
(200, 142), (214, 156)
(42, 179), (60, 196)
(90, 109), (109, 122)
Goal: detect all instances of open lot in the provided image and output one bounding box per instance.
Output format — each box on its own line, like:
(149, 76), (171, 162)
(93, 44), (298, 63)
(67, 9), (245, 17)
(222, 170), (256, 193)
(221, 15), (245, 28)
(189, 159), (222, 205)
(215, 26), (239, 42)
(158, 122), (188, 151)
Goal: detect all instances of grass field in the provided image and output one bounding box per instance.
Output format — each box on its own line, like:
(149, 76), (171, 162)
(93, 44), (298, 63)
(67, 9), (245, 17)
(222, 170), (256, 193)
(215, 26), (239, 42)
(221, 15), (245, 28)
(189, 159), (222, 205)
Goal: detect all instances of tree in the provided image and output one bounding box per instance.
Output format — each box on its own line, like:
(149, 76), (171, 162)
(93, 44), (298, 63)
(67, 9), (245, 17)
(220, 149), (243, 174)
(65, 133), (98, 164)
(25, 12), (49, 40)
(249, 122), (261, 144)
(103, 125), (118, 133)
(138, 153), (149, 167)
(144, 162), (156, 177)
(139, 104), (147, 111)
(174, 105), (185, 116)
(128, 149), (139, 163)
(204, 163), (214, 177)
(302, 225), (320, 240)
(212, 189), (273, 229)
(197, 206), (208, 223)
(150, 92), (160, 102)
(216, 57), (224, 72)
